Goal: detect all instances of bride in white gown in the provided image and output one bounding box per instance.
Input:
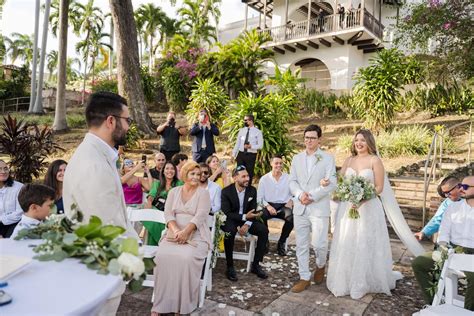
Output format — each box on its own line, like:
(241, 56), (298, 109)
(327, 129), (398, 299)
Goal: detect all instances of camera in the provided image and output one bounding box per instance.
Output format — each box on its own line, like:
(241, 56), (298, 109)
(141, 155), (147, 164)
(168, 117), (176, 127)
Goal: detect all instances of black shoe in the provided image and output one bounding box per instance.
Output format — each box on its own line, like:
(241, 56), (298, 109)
(226, 266), (238, 282)
(277, 241), (287, 256)
(251, 263), (268, 279)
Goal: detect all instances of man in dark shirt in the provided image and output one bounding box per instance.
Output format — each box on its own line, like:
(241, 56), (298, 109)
(149, 152), (166, 180)
(156, 111), (186, 161)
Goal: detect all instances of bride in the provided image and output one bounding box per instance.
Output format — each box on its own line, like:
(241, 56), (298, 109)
(326, 129), (398, 299)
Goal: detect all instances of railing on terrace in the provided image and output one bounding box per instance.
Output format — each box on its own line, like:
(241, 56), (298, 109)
(0, 97), (30, 113)
(257, 9), (383, 45)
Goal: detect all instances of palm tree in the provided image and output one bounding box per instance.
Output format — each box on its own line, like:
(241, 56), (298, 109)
(6, 33), (34, 66)
(49, 0), (80, 37)
(177, 0), (221, 47)
(134, 3), (167, 72)
(0, 35), (7, 64)
(79, 31), (111, 84)
(73, 0), (104, 103)
(47, 50), (58, 82)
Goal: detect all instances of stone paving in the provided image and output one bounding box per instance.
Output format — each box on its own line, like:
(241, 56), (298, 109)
(118, 226), (432, 316)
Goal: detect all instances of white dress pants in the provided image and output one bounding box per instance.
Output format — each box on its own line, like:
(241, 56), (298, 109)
(294, 213), (329, 281)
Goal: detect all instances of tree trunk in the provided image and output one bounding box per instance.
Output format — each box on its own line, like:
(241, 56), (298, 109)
(53, 0), (69, 131)
(81, 31), (90, 105)
(109, 0), (155, 135)
(148, 36), (153, 73)
(28, 0), (40, 112)
(32, 0), (51, 113)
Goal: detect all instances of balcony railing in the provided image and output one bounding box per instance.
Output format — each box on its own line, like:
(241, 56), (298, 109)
(257, 9), (384, 45)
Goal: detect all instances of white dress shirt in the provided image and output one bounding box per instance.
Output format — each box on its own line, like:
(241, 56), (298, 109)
(438, 199), (474, 249)
(257, 172), (292, 206)
(232, 126), (263, 157)
(205, 180), (222, 214)
(237, 187), (252, 227)
(305, 150), (318, 175)
(10, 214), (41, 239)
(0, 181), (23, 225)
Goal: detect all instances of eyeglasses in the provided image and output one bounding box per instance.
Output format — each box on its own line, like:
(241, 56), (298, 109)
(304, 136), (318, 141)
(442, 183), (461, 196)
(460, 184), (474, 190)
(112, 115), (133, 125)
(201, 171), (210, 175)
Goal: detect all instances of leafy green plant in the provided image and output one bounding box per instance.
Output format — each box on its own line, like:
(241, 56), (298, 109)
(66, 114), (87, 129)
(125, 123), (143, 149)
(91, 77), (118, 94)
(0, 65), (30, 100)
(186, 78), (229, 125)
(0, 115), (63, 183)
(300, 89), (340, 115)
(334, 95), (362, 119)
(267, 67), (305, 99)
(223, 92), (298, 177)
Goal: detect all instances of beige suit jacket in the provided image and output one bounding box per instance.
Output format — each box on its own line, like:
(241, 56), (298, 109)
(63, 133), (138, 239)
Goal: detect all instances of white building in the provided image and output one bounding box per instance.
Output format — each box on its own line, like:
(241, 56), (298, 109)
(219, 0), (402, 93)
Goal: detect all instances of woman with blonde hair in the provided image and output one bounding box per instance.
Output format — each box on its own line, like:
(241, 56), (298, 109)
(326, 129), (423, 299)
(151, 161), (211, 315)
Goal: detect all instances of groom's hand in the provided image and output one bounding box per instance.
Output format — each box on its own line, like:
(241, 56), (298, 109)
(299, 192), (313, 205)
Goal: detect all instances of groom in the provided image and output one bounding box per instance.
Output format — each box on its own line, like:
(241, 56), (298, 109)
(289, 124), (336, 293)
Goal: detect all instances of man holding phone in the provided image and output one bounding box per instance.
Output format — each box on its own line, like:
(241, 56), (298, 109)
(221, 165), (269, 281)
(232, 114), (263, 185)
(190, 109), (219, 163)
(156, 111), (186, 161)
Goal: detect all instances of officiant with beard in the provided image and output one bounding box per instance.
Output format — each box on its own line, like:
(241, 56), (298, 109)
(63, 92), (139, 316)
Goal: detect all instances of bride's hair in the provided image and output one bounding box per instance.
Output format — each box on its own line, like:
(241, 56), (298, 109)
(351, 129), (378, 156)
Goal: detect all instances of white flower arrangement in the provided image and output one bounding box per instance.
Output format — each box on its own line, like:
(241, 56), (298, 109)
(334, 175), (376, 219)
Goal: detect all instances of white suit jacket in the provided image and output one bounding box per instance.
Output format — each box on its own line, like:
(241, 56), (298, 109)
(63, 133), (138, 239)
(289, 148), (337, 217)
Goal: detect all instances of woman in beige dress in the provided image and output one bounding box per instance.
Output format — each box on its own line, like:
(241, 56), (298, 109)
(151, 161), (211, 315)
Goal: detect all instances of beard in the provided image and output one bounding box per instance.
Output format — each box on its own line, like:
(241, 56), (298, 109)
(112, 120), (127, 146)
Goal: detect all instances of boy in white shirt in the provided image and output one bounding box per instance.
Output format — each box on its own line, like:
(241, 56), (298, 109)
(10, 184), (55, 239)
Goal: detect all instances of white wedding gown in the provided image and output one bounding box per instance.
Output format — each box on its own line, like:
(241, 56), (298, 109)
(326, 167), (398, 299)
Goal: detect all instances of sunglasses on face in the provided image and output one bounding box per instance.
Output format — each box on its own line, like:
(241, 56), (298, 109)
(460, 184), (474, 191)
(442, 183), (461, 196)
(236, 165), (246, 172)
(201, 171), (210, 175)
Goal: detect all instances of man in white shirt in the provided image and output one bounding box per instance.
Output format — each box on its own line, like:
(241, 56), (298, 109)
(199, 163), (221, 214)
(257, 155), (294, 256)
(63, 92), (139, 315)
(412, 175), (474, 311)
(232, 114), (263, 184)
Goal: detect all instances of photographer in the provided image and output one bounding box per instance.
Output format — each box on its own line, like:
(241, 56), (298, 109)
(156, 111), (186, 162)
(190, 109), (219, 163)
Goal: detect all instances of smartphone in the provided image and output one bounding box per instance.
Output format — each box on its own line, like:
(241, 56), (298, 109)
(141, 155), (147, 164)
(221, 159), (227, 169)
(202, 114), (209, 125)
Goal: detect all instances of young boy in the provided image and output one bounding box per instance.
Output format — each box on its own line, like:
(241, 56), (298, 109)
(10, 184), (56, 239)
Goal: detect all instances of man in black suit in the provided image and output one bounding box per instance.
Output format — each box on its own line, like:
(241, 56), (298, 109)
(221, 165), (269, 281)
(190, 109), (219, 163)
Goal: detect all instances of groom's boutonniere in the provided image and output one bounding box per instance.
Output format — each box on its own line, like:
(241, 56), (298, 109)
(315, 153), (323, 164)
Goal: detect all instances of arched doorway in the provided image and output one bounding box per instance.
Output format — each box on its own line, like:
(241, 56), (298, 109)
(288, 1), (334, 23)
(292, 58), (331, 91)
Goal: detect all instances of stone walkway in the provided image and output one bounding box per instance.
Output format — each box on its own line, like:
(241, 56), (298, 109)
(118, 227), (431, 316)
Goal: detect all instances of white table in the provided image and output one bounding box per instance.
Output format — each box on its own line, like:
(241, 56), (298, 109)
(0, 238), (122, 316)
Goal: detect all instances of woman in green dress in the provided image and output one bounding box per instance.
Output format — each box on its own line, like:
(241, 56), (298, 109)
(145, 161), (183, 245)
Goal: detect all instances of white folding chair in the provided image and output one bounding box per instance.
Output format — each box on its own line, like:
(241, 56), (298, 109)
(217, 234), (256, 273)
(414, 251), (474, 316)
(127, 208), (166, 289)
(198, 214), (216, 308)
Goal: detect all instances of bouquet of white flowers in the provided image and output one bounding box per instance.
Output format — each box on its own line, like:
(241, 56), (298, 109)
(334, 175), (376, 219)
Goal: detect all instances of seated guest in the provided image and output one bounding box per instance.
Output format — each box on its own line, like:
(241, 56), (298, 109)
(147, 152), (166, 180)
(145, 162), (183, 245)
(257, 155), (294, 256)
(412, 176), (474, 311)
(44, 159), (68, 214)
(10, 184), (56, 239)
(206, 154), (231, 188)
(414, 176), (461, 241)
(221, 165), (269, 281)
(171, 153), (188, 180)
(0, 159), (23, 238)
(151, 161), (211, 315)
(121, 159), (152, 207)
(199, 163), (221, 214)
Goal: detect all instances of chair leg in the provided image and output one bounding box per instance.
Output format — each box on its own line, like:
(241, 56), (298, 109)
(247, 239), (256, 273)
(151, 290), (155, 303)
(207, 268), (212, 291)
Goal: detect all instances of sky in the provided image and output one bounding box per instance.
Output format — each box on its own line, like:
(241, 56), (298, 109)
(1, 0), (259, 67)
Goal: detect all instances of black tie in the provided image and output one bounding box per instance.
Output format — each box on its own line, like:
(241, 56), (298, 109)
(244, 127), (250, 153)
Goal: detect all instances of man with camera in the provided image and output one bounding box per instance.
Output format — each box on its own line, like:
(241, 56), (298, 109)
(190, 109), (219, 163)
(232, 114), (263, 185)
(156, 111), (186, 161)
(221, 165), (269, 281)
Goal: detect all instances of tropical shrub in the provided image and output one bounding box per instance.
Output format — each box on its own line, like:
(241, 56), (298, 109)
(0, 115), (62, 183)
(186, 78), (229, 125)
(0, 65), (30, 100)
(125, 123), (143, 149)
(91, 77), (118, 94)
(336, 125), (440, 158)
(334, 95), (362, 119)
(198, 30), (273, 99)
(300, 89), (340, 115)
(267, 67), (305, 99)
(66, 114), (87, 129)
(223, 92), (298, 177)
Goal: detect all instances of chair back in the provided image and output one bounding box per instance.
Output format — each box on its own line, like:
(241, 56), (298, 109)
(448, 254), (474, 273)
(127, 208), (165, 224)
